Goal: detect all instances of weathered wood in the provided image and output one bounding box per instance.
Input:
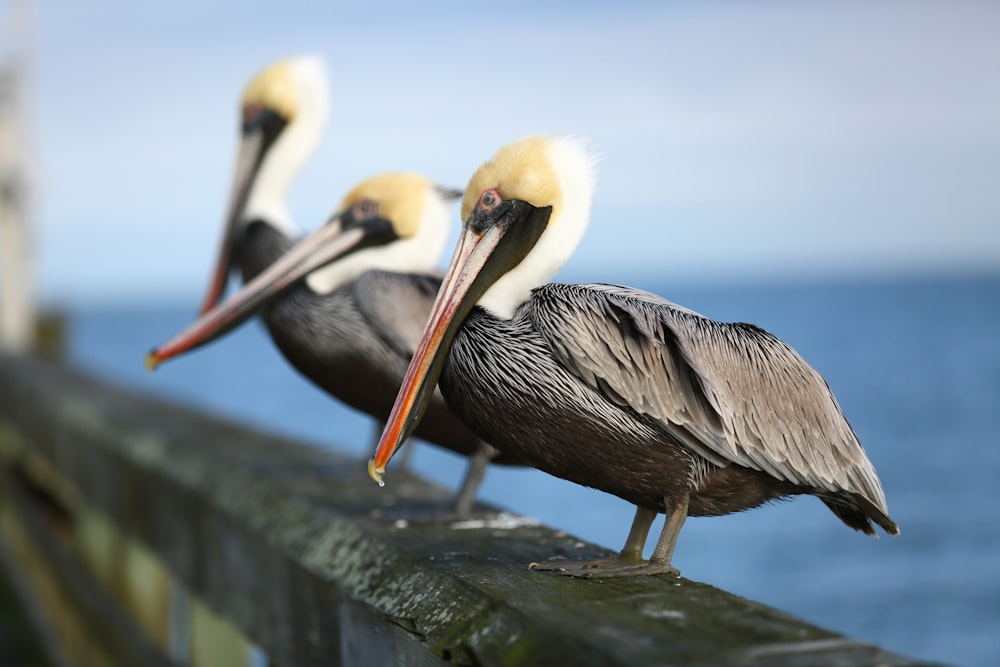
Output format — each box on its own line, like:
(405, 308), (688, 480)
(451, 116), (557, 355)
(0, 353), (937, 666)
(0, 513), (55, 667)
(1, 463), (175, 667)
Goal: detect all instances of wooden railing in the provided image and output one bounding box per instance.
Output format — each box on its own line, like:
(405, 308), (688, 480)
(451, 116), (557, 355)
(0, 353), (931, 666)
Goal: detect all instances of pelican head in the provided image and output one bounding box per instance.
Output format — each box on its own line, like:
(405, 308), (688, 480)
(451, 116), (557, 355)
(305, 172), (455, 294)
(146, 173), (459, 370)
(200, 55), (330, 314)
(461, 135), (596, 319)
(368, 135), (597, 482)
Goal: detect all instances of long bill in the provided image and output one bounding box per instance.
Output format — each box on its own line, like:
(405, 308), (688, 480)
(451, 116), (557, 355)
(146, 214), (370, 371)
(367, 223), (507, 486)
(198, 131), (265, 315)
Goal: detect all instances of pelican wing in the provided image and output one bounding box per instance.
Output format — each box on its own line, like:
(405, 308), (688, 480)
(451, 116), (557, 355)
(530, 283), (888, 504)
(353, 270), (443, 358)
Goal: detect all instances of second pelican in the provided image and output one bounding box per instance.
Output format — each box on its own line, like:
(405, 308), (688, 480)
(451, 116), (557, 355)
(149, 171), (521, 516)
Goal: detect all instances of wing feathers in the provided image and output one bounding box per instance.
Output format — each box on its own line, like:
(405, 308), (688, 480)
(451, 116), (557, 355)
(529, 283), (890, 511)
(353, 270), (441, 357)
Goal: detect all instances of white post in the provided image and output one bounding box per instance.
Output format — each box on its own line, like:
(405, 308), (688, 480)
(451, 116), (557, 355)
(0, 63), (35, 353)
(0, 0), (36, 354)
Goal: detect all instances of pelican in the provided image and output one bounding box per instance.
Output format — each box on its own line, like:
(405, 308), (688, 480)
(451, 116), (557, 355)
(148, 58), (515, 516)
(198, 55), (330, 314)
(369, 135), (899, 577)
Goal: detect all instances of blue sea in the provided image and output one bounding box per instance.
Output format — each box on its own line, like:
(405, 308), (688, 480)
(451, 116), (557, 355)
(64, 273), (999, 667)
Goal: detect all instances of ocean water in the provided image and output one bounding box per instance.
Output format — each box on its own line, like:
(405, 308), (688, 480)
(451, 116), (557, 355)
(64, 273), (999, 667)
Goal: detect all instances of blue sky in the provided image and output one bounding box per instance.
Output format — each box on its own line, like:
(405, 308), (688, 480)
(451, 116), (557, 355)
(4, 0), (999, 303)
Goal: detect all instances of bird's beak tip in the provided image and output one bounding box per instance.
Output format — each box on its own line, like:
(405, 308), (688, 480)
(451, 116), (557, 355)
(144, 351), (161, 373)
(367, 458), (385, 487)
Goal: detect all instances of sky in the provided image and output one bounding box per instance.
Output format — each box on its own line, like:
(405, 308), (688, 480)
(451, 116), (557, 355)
(2, 0), (998, 304)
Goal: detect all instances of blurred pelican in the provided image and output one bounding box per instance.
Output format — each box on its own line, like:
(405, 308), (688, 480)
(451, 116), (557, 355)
(199, 56), (330, 313)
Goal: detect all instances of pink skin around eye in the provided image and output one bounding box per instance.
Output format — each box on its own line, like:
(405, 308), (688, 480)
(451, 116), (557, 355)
(480, 188), (500, 208)
(242, 103), (262, 126)
(353, 200), (376, 219)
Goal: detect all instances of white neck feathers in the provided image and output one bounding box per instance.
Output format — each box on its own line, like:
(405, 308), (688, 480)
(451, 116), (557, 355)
(244, 57), (330, 237)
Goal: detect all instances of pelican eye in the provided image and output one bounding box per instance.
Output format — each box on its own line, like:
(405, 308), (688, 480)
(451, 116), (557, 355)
(241, 103), (264, 130)
(352, 199), (378, 220)
(479, 189), (501, 210)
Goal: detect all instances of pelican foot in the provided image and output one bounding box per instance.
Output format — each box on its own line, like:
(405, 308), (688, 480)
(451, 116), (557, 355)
(529, 556), (679, 579)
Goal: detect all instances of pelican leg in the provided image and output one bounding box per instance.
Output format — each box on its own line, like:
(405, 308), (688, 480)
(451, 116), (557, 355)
(451, 441), (495, 518)
(586, 497), (687, 578)
(529, 504), (669, 578)
(645, 493), (688, 572)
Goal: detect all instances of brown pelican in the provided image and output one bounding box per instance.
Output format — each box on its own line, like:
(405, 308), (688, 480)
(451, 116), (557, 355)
(199, 55), (330, 313)
(369, 135), (899, 577)
(147, 58), (515, 516)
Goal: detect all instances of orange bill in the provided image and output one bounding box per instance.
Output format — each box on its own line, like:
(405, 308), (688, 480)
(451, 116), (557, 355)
(146, 214), (370, 371)
(368, 222), (506, 485)
(198, 131), (266, 315)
